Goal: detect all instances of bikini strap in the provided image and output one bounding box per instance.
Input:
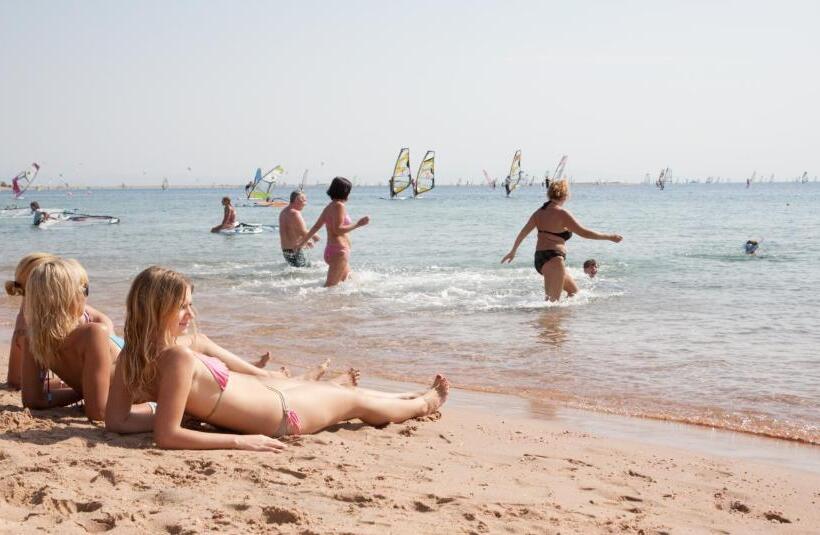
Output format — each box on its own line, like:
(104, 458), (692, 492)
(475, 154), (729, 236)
(203, 389), (224, 421)
(540, 201), (551, 210)
(266, 385), (302, 437)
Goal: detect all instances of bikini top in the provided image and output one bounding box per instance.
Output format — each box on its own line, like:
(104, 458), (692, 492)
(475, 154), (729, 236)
(537, 201), (572, 241)
(325, 212), (352, 226)
(195, 352), (229, 390)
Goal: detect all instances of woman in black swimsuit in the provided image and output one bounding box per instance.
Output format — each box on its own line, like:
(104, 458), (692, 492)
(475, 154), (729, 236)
(501, 180), (622, 301)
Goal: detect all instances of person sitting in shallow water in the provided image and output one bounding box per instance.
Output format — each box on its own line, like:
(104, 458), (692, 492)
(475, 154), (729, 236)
(583, 259), (598, 278)
(210, 197), (237, 233)
(105, 266), (449, 450)
(501, 180), (622, 301)
(745, 240), (759, 255)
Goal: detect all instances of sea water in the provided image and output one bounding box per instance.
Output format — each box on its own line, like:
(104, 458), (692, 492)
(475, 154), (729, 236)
(1, 182), (818, 443)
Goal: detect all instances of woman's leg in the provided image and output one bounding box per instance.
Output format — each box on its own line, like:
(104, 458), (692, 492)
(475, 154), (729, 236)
(541, 257), (566, 302)
(325, 254), (349, 287)
(283, 375), (449, 434)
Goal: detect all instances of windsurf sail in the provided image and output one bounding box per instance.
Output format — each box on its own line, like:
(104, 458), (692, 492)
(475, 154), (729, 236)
(504, 150), (522, 195)
(801, 171), (808, 183)
(551, 156), (568, 185)
(299, 169), (309, 192)
(413, 151), (435, 196)
(11, 163), (40, 199)
(483, 169), (497, 188)
(656, 168), (666, 189)
(247, 165), (284, 200)
(161, 177), (169, 190)
(389, 148), (412, 198)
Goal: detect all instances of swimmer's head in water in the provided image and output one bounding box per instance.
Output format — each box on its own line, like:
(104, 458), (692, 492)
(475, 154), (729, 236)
(583, 258), (598, 278)
(548, 180), (569, 202)
(30, 201), (40, 210)
(221, 196), (231, 206)
(745, 240), (759, 254)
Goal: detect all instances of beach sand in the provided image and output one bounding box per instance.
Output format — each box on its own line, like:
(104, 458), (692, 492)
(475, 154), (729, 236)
(1, 338), (818, 534)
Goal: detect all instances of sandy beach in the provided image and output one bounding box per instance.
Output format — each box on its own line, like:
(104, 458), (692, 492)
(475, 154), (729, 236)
(1, 333), (817, 535)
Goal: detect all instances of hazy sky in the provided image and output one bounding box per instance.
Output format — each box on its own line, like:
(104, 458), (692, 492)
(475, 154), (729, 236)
(1, 0), (818, 185)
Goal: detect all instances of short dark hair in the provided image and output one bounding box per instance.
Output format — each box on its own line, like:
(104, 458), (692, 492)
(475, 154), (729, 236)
(327, 177), (352, 201)
(221, 196), (231, 204)
(289, 190), (303, 203)
(30, 201), (40, 210)
(583, 259), (597, 269)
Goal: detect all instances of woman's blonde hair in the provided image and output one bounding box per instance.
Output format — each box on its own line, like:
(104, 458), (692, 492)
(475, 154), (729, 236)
(548, 180), (570, 201)
(121, 266), (193, 398)
(5, 252), (57, 296)
(24, 258), (89, 369)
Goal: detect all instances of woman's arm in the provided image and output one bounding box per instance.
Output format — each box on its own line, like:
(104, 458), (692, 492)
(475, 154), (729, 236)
(189, 334), (267, 377)
(562, 211), (623, 242)
(153, 348), (285, 451)
(79, 322), (117, 421)
(84, 305), (115, 333)
(295, 210), (326, 248)
(7, 311), (26, 389)
(104, 359), (156, 433)
(21, 344), (82, 410)
(501, 214), (537, 263)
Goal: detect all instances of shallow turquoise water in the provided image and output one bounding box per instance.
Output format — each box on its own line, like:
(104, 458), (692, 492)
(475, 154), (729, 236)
(2, 182), (818, 442)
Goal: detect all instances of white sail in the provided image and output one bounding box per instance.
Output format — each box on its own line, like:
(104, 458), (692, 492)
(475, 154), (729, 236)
(504, 150), (522, 195)
(11, 163), (40, 199)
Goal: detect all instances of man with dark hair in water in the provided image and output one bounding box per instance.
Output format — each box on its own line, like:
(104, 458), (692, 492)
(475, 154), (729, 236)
(210, 197), (237, 233)
(279, 191), (319, 267)
(583, 259), (598, 278)
(745, 240), (759, 255)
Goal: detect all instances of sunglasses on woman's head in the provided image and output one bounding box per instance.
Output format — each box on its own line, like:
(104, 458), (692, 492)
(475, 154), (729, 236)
(82, 284), (89, 297)
(13, 281), (24, 295)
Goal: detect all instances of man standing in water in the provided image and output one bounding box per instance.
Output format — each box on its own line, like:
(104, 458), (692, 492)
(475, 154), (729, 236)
(210, 197), (237, 233)
(279, 191), (319, 267)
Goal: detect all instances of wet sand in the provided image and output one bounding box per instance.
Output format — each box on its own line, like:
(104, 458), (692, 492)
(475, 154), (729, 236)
(1, 332), (818, 534)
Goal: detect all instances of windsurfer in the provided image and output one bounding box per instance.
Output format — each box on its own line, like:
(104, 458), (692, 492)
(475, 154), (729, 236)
(210, 197), (237, 233)
(279, 191), (319, 267)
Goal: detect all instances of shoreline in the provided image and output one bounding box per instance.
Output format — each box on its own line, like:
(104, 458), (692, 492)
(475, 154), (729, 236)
(2, 329), (819, 532)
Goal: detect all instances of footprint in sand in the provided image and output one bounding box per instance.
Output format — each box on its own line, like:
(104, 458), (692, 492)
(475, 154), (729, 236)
(261, 505), (303, 525)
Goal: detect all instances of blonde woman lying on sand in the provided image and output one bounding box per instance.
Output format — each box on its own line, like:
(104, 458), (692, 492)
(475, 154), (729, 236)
(19, 258), (281, 421)
(20, 257), (125, 420)
(105, 266), (449, 451)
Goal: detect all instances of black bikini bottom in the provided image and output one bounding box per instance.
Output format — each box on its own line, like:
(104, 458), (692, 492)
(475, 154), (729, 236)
(534, 249), (566, 274)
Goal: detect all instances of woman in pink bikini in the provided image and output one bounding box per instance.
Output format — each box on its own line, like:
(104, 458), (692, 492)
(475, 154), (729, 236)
(105, 266), (449, 451)
(298, 177), (369, 287)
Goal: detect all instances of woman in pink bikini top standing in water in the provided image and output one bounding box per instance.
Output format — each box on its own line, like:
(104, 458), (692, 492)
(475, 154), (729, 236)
(299, 176), (370, 287)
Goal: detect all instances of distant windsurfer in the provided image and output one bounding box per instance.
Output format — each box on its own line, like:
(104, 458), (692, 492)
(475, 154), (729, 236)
(501, 181), (622, 301)
(210, 197), (237, 233)
(279, 191), (319, 267)
(244, 180), (254, 195)
(504, 177), (512, 197)
(30, 201), (49, 226)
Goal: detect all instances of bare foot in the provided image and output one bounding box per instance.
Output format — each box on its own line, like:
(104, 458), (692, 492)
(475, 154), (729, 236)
(330, 367), (360, 387)
(252, 351), (271, 369)
(299, 358), (331, 381)
(421, 374), (450, 414)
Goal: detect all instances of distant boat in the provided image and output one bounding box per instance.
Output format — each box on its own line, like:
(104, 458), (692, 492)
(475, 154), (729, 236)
(503, 150), (522, 197)
(10, 163), (40, 199)
(161, 177), (169, 190)
(413, 150), (435, 197)
(389, 148), (413, 199)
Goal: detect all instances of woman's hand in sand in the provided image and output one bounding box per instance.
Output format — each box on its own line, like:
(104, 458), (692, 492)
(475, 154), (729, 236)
(609, 234), (623, 243)
(501, 251), (516, 264)
(356, 216), (370, 228)
(235, 435), (287, 452)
